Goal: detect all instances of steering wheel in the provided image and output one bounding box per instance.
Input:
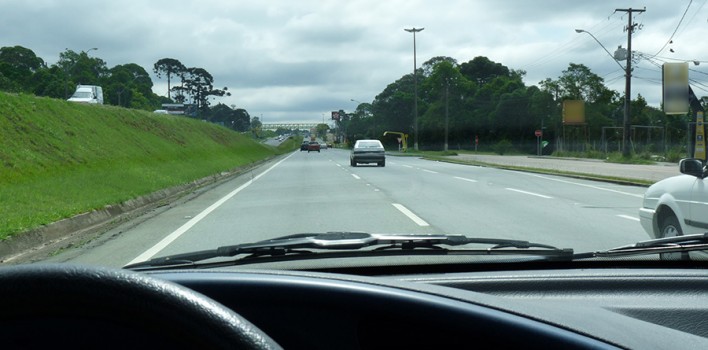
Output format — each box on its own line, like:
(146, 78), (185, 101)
(0, 264), (282, 349)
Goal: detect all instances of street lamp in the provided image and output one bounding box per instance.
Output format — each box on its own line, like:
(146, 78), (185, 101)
(574, 30), (625, 71)
(575, 28), (632, 157)
(443, 78), (450, 151)
(64, 47), (98, 99)
(405, 27), (424, 151)
(351, 98), (376, 137)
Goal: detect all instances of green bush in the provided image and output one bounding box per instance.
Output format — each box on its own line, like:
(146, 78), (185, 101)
(665, 147), (686, 163)
(493, 139), (513, 155)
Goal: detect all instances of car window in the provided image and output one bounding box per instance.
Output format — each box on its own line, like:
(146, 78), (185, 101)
(6, 3), (708, 348)
(356, 141), (383, 148)
(0, 1), (705, 276)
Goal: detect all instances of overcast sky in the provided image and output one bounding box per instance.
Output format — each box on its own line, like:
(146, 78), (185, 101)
(2, 0), (707, 123)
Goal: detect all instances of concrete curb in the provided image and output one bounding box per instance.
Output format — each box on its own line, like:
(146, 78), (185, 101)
(0, 157), (276, 263)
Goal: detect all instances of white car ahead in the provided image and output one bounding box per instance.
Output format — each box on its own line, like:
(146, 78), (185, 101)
(639, 158), (708, 239)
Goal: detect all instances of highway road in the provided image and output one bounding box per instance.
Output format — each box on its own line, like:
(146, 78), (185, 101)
(42, 148), (650, 267)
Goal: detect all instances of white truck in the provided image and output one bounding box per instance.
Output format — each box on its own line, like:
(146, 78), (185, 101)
(68, 85), (104, 104)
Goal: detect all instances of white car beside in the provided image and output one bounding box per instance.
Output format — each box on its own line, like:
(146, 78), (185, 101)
(639, 158), (708, 239)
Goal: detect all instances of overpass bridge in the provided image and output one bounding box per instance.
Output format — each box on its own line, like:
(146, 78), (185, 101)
(262, 123), (319, 131)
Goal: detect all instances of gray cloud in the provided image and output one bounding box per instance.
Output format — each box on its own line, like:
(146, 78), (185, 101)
(2, 0), (706, 123)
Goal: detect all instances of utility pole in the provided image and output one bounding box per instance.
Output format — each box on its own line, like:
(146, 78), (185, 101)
(444, 77), (449, 151)
(405, 27), (424, 151)
(615, 7), (645, 157)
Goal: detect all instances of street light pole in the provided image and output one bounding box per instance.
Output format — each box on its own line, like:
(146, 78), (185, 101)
(444, 78), (449, 151)
(351, 98), (375, 137)
(575, 27), (634, 157)
(405, 27), (424, 151)
(616, 7), (644, 157)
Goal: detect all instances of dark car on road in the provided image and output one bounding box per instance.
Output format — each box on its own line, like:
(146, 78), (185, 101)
(300, 141), (309, 151)
(350, 139), (385, 167)
(307, 141), (320, 153)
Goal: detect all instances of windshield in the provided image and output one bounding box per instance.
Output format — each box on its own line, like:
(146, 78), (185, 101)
(70, 91), (92, 99)
(1, 1), (706, 269)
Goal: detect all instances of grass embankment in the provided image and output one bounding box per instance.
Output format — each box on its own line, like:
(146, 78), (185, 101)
(0, 92), (296, 240)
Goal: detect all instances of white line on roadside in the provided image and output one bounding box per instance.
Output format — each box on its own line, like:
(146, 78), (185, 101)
(401, 165), (413, 168)
(352, 174), (361, 180)
(617, 214), (640, 222)
(127, 153), (296, 265)
(520, 172), (644, 198)
(454, 176), (478, 183)
(422, 169), (438, 174)
(392, 203), (430, 226)
(505, 188), (553, 199)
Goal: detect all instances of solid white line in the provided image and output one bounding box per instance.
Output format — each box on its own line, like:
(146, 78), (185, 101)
(127, 153), (295, 265)
(454, 176), (478, 183)
(505, 188), (553, 199)
(392, 203), (430, 226)
(422, 169), (438, 174)
(520, 172), (644, 198)
(617, 214), (640, 222)
(352, 174), (361, 180)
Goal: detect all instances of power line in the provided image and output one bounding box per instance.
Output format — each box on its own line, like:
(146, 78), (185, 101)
(650, 0), (693, 57)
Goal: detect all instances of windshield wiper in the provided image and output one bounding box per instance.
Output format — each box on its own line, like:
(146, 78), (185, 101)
(575, 233), (708, 260)
(124, 232), (574, 269)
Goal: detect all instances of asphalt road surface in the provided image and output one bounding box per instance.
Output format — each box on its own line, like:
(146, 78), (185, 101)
(41, 149), (650, 267)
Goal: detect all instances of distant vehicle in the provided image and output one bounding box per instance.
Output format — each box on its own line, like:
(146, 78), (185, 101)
(350, 139), (385, 167)
(161, 103), (197, 116)
(320, 142), (327, 150)
(300, 141), (309, 151)
(67, 85), (103, 104)
(307, 141), (320, 153)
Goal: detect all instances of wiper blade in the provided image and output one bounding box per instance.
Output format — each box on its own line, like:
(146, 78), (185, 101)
(124, 232), (573, 269)
(577, 233), (708, 259)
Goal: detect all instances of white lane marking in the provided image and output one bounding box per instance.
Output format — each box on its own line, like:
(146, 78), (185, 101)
(422, 169), (438, 174)
(352, 174), (361, 180)
(127, 153), (295, 265)
(617, 214), (640, 222)
(392, 203), (430, 226)
(401, 165), (414, 168)
(520, 172), (644, 198)
(454, 176), (478, 183)
(505, 188), (553, 199)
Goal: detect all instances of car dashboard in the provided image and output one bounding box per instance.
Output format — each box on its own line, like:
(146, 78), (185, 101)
(154, 265), (708, 349)
(1, 263), (708, 349)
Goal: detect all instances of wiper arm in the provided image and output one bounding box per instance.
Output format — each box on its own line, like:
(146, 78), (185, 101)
(124, 232), (573, 269)
(577, 233), (708, 259)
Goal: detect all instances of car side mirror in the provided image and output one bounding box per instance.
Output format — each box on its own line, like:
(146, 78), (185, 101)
(679, 158), (706, 178)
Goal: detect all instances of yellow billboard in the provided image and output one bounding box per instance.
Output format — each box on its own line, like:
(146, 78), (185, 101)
(562, 100), (585, 125)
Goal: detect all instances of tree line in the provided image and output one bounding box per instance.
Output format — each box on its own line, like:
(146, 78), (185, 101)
(0, 45), (250, 132)
(340, 56), (691, 157)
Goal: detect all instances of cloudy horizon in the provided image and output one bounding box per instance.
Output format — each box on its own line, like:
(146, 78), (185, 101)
(2, 0), (707, 124)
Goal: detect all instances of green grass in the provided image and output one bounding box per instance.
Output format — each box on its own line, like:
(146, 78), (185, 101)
(0, 92), (294, 240)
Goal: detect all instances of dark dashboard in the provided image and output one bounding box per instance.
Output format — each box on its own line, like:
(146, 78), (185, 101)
(1, 263), (707, 349)
(161, 266), (708, 349)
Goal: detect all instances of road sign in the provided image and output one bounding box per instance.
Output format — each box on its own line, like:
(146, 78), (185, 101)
(535, 130), (542, 137)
